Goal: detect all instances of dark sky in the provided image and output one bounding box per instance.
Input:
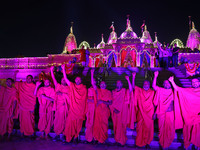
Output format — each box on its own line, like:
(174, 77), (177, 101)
(0, 0), (199, 58)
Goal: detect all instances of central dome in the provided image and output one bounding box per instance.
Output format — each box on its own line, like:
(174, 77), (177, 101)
(119, 16), (138, 39)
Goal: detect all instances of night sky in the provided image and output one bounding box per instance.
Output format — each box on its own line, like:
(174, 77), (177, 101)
(1, 0), (199, 58)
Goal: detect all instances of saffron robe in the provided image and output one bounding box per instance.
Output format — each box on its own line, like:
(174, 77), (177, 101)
(175, 87), (200, 148)
(0, 86), (17, 135)
(110, 88), (130, 145)
(135, 86), (155, 147)
(15, 82), (36, 136)
(53, 84), (70, 135)
(93, 88), (112, 143)
(64, 82), (87, 142)
(154, 87), (175, 148)
(37, 86), (55, 135)
(85, 86), (97, 142)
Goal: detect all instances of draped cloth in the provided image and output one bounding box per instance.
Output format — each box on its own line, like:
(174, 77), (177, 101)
(15, 82), (36, 136)
(110, 88), (129, 145)
(0, 86), (17, 135)
(175, 87), (200, 148)
(135, 86), (155, 147)
(85, 87), (97, 142)
(37, 86), (55, 135)
(127, 91), (136, 129)
(154, 87), (175, 148)
(64, 82), (87, 142)
(53, 84), (70, 135)
(93, 88), (112, 143)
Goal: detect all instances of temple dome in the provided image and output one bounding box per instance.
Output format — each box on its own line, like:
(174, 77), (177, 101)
(97, 34), (105, 48)
(186, 22), (200, 50)
(140, 25), (153, 44)
(119, 17), (138, 39)
(62, 25), (77, 54)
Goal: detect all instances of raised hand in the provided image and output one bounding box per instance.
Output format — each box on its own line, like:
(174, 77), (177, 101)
(36, 81), (42, 87)
(132, 72), (136, 78)
(61, 64), (65, 71)
(91, 68), (95, 74)
(168, 76), (174, 82)
(50, 66), (54, 72)
(154, 71), (159, 77)
(125, 76), (129, 81)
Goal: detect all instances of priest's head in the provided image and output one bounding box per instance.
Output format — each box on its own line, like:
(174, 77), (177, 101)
(26, 75), (33, 84)
(191, 78), (200, 88)
(163, 80), (171, 89)
(61, 77), (67, 86)
(75, 76), (82, 85)
(143, 80), (150, 91)
(6, 78), (13, 88)
(44, 79), (51, 87)
(100, 81), (107, 89)
(116, 80), (123, 90)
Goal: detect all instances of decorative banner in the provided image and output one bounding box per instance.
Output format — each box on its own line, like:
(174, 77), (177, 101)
(184, 62), (199, 76)
(65, 63), (75, 74)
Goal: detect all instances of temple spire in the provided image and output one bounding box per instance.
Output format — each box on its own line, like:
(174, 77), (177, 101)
(110, 21), (115, 32)
(70, 22), (73, 34)
(192, 21), (195, 29)
(154, 32), (158, 41)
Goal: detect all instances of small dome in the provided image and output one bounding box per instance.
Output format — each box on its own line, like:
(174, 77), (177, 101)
(119, 16), (138, 39)
(62, 25), (77, 53)
(79, 41), (90, 49)
(97, 34), (105, 48)
(170, 39), (184, 48)
(140, 25), (153, 44)
(186, 22), (200, 50)
(153, 32), (161, 47)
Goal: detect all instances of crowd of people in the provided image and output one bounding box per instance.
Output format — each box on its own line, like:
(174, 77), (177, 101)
(0, 65), (200, 150)
(156, 43), (180, 69)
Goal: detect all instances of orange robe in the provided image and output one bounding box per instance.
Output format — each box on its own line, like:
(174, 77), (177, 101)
(53, 84), (69, 135)
(154, 87), (175, 148)
(64, 82), (87, 142)
(110, 88), (129, 145)
(175, 87), (200, 148)
(93, 88), (112, 143)
(0, 86), (17, 135)
(37, 86), (55, 135)
(135, 86), (155, 147)
(15, 82), (36, 136)
(127, 90), (136, 129)
(85, 86), (97, 142)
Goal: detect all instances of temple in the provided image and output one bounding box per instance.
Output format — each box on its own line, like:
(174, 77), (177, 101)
(0, 16), (200, 81)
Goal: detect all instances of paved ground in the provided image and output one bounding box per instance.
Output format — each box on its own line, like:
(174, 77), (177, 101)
(0, 136), (160, 150)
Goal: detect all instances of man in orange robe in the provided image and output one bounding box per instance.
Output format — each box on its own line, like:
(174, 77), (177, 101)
(50, 66), (70, 141)
(110, 75), (133, 146)
(85, 70), (97, 143)
(133, 75), (155, 148)
(0, 78), (17, 140)
(127, 72), (137, 130)
(15, 75), (36, 137)
(34, 78), (55, 139)
(91, 69), (112, 144)
(62, 64), (87, 144)
(153, 71), (175, 149)
(169, 76), (200, 150)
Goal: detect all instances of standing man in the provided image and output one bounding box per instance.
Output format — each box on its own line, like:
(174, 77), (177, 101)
(152, 71), (175, 149)
(0, 78), (17, 140)
(15, 75), (36, 137)
(169, 76), (200, 150)
(50, 66), (70, 141)
(34, 78), (55, 139)
(61, 64), (87, 144)
(110, 75), (133, 146)
(172, 43), (179, 67)
(85, 69), (97, 143)
(91, 70), (112, 144)
(132, 75), (155, 149)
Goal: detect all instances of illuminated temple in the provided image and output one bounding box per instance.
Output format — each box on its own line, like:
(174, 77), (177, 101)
(0, 16), (200, 81)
